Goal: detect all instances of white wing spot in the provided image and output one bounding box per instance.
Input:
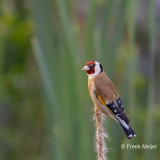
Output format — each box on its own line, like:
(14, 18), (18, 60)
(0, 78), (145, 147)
(113, 104), (115, 107)
(121, 105), (123, 108)
(114, 110), (117, 112)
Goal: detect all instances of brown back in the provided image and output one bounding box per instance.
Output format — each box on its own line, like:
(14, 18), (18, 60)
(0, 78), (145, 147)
(94, 72), (119, 105)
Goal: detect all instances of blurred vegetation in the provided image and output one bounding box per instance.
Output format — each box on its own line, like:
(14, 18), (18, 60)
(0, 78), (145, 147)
(0, 0), (160, 160)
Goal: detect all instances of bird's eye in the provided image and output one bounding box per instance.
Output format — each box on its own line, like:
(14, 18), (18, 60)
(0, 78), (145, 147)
(89, 64), (95, 68)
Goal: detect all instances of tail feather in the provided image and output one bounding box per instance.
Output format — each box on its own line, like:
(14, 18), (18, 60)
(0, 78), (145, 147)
(115, 116), (136, 139)
(119, 123), (136, 139)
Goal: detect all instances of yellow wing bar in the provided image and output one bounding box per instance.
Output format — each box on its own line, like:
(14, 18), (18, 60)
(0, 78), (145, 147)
(97, 95), (107, 106)
(97, 95), (114, 114)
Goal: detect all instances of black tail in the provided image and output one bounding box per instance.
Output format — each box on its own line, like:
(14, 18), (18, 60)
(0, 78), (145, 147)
(119, 122), (136, 139)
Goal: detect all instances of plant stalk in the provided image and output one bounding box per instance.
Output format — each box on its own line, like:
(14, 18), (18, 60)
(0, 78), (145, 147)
(94, 108), (108, 160)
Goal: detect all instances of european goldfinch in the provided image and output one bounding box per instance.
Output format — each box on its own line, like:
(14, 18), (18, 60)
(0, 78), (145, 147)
(81, 60), (136, 139)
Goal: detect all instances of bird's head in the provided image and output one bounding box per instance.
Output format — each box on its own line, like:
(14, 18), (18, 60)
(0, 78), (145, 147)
(81, 60), (103, 78)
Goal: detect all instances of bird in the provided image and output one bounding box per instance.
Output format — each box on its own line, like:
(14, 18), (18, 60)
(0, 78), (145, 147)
(81, 60), (136, 139)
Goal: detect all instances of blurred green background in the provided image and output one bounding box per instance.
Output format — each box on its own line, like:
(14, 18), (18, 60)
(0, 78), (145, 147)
(0, 0), (160, 160)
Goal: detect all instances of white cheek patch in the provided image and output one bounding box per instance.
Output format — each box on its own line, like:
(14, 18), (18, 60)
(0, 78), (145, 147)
(88, 61), (101, 78)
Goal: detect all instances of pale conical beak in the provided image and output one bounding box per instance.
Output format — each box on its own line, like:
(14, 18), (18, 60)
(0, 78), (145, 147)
(81, 65), (89, 70)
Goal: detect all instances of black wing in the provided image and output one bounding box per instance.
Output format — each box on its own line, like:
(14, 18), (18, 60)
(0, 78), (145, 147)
(107, 98), (130, 124)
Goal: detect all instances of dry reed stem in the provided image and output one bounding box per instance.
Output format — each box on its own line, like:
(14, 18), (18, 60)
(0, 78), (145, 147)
(94, 108), (108, 160)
